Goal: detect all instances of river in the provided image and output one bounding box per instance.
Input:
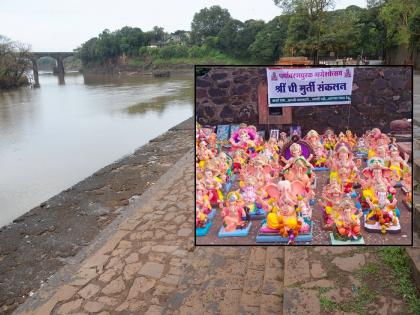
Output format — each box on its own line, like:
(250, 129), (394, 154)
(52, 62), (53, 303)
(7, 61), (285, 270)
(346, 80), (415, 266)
(0, 72), (193, 227)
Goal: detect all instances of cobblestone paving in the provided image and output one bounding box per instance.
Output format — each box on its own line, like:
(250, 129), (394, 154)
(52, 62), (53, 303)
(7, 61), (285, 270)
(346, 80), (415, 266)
(15, 150), (284, 315)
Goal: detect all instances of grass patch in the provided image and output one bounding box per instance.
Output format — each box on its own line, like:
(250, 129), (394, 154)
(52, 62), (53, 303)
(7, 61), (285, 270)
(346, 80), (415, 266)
(317, 287), (338, 312)
(341, 283), (376, 315)
(378, 247), (420, 315)
(356, 262), (380, 279)
(318, 286), (333, 294)
(320, 296), (338, 312)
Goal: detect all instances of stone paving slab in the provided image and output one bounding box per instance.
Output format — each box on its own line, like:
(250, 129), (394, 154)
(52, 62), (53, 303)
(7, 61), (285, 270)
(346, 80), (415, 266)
(14, 150), (285, 315)
(282, 247), (412, 315)
(406, 247), (420, 293)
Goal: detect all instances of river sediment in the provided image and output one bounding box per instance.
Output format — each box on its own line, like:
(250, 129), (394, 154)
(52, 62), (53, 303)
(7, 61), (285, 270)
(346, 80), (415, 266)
(0, 117), (193, 314)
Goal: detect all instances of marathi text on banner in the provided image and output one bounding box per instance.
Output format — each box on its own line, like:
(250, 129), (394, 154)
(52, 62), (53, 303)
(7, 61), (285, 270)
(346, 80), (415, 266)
(266, 67), (354, 107)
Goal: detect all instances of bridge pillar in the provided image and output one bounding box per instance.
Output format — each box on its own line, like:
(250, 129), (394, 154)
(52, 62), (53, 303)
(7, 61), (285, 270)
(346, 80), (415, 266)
(31, 58), (40, 88)
(56, 57), (65, 75)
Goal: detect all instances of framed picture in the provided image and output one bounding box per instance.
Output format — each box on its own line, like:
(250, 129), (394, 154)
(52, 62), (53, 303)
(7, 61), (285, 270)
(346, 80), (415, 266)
(289, 125), (302, 138)
(270, 129), (279, 140)
(230, 124), (240, 136)
(257, 130), (265, 140)
(216, 125), (230, 141)
(201, 126), (215, 139)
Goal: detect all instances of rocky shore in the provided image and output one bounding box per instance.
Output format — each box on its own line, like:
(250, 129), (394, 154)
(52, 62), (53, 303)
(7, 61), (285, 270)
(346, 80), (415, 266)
(0, 118), (193, 314)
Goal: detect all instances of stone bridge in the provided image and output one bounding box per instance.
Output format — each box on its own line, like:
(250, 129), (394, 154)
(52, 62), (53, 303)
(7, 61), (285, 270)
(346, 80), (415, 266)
(29, 52), (75, 87)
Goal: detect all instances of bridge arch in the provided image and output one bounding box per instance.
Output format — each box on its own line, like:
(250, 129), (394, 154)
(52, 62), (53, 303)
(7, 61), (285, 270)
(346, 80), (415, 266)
(29, 52), (74, 87)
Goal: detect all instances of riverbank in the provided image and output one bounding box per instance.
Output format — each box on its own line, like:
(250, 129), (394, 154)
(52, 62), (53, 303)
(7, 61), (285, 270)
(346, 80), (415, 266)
(0, 117), (193, 314)
(81, 63), (194, 76)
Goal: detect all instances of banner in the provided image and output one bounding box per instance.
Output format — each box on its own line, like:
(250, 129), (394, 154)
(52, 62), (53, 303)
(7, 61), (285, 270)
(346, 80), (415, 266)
(266, 67), (354, 107)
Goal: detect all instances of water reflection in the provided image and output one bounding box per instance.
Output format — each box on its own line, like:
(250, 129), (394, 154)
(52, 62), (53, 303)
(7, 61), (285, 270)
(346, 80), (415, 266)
(126, 83), (193, 116)
(0, 72), (193, 227)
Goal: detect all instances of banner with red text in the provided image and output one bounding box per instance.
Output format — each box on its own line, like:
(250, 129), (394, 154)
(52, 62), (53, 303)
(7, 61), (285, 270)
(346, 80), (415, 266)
(266, 67), (354, 107)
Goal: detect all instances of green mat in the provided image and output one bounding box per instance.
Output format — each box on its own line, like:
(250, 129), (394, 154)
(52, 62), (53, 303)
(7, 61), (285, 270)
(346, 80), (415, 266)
(329, 233), (365, 245)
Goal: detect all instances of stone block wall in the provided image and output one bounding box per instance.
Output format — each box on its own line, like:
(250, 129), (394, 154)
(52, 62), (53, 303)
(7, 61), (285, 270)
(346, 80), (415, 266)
(196, 66), (412, 135)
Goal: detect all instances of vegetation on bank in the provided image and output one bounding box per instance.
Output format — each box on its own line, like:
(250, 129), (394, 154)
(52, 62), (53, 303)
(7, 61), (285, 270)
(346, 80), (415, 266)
(0, 35), (31, 89)
(76, 0), (420, 68)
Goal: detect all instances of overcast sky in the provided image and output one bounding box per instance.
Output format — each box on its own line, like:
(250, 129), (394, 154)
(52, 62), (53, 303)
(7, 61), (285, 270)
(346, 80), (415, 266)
(1, 0), (366, 51)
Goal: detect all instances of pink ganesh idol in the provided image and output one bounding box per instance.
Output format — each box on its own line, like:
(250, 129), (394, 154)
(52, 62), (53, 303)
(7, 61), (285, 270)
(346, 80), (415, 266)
(318, 180), (344, 230)
(221, 191), (249, 232)
(305, 130), (327, 167)
(261, 180), (312, 244)
(229, 124), (258, 156)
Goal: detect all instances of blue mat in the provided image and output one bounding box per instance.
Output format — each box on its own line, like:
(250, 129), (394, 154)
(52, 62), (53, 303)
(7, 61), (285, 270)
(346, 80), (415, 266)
(207, 208), (216, 220)
(218, 222), (252, 237)
(255, 220), (313, 243)
(313, 167), (329, 171)
(196, 221), (212, 237)
(351, 191), (357, 198)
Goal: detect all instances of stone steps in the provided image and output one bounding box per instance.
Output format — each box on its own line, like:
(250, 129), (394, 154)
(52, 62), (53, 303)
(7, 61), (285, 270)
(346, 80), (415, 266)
(237, 247), (285, 314)
(238, 247), (267, 314)
(259, 247), (284, 314)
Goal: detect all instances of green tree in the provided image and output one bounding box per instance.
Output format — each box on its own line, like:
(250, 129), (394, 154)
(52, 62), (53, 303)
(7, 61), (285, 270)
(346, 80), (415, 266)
(217, 19), (244, 56)
(0, 35), (31, 89)
(379, 0), (420, 46)
(409, 7), (420, 49)
(235, 20), (266, 58)
(274, 0), (335, 64)
(321, 6), (363, 59)
(284, 7), (314, 56)
(191, 6), (232, 45)
(358, 5), (386, 58)
(248, 16), (290, 63)
(115, 27), (145, 56)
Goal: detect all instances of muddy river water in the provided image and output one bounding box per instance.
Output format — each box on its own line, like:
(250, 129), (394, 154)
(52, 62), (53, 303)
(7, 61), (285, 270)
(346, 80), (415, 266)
(0, 72), (193, 227)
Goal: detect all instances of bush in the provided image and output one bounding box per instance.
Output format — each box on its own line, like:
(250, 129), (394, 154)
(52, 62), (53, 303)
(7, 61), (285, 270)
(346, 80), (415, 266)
(158, 45), (189, 59)
(138, 46), (159, 57)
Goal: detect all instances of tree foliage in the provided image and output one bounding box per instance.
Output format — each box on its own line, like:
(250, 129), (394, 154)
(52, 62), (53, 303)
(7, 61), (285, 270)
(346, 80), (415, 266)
(379, 0), (420, 48)
(274, 0), (335, 63)
(0, 35), (31, 89)
(248, 16), (289, 62)
(75, 1), (419, 67)
(190, 6), (232, 45)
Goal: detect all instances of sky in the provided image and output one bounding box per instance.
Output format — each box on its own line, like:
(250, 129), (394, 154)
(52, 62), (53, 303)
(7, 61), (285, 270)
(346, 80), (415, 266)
(0, 0), (366, 51)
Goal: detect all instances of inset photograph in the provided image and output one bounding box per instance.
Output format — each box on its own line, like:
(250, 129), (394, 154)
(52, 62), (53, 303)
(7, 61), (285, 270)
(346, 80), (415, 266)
(195, 65), (413, 245)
